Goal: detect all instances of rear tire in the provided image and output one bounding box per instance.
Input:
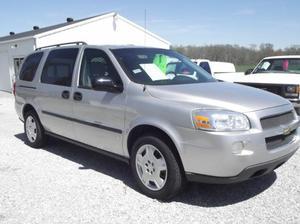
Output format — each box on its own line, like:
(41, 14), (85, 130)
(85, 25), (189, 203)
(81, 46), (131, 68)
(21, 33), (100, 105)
(24, 111), (47, 148)
(130, 135), (184, 200)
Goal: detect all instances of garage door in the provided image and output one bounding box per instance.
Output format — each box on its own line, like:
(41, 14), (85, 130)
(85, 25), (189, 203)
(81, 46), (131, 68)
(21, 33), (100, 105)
(0, 51), (11, 92)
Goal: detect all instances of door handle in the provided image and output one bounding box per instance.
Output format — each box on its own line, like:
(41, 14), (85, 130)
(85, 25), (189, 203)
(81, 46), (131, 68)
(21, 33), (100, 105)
(73, 92), (82, 101)
(61, 90), (70, 99)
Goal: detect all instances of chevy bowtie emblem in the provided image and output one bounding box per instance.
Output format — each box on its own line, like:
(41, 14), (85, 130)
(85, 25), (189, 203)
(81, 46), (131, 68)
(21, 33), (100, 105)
(283, 127), (292, 136)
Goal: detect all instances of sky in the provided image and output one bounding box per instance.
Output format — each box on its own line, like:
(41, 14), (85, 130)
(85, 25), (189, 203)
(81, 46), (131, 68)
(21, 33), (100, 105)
(0, 0), (299, 49)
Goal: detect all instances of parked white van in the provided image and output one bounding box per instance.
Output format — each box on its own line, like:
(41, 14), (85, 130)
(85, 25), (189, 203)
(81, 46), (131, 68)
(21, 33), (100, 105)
(191, 59), (239, 75)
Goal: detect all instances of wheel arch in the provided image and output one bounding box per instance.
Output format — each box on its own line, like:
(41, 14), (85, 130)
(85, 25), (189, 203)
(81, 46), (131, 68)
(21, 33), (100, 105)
(126, 124), (185, 173)
(22, 104), (38, 118)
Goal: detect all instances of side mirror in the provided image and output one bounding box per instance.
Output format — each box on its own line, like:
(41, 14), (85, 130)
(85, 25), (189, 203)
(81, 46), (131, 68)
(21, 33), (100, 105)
(92, 77), (123, 93)
(245, 68), (253, 75)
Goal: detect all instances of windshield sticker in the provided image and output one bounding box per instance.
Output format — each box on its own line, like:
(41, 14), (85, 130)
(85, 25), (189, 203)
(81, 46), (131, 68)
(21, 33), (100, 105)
(133, 68), (142, 74)
(140, 63), (168, 81)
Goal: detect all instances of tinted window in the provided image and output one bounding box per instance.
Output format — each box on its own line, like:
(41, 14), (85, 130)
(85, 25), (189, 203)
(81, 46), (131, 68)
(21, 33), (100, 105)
(199, 62), (212, 74)
(19, 53), (43, 81)
(79, 48), (122, 89)
(41, 48), (79, 86)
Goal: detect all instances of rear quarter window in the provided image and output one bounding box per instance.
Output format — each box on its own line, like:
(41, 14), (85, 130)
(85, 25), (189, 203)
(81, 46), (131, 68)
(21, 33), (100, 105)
(19, 52), (43, 81)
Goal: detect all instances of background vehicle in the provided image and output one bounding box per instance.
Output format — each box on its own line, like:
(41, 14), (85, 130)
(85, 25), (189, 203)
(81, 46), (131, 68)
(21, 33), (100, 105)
(191, 59), (244, 76)
(214, 56), (300, 114)
(14, 44), (300, 200)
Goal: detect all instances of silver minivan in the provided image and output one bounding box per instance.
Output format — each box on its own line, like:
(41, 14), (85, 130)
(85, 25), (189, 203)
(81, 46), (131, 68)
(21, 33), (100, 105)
(15, 43), (300, 200)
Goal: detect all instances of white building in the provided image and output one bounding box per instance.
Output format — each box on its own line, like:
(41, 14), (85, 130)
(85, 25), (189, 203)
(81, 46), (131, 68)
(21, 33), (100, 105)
(0, 12), (170, 91)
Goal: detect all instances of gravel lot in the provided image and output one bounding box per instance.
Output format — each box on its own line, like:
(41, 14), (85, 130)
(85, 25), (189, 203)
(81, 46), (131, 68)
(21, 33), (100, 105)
(0, 91), (299, 224)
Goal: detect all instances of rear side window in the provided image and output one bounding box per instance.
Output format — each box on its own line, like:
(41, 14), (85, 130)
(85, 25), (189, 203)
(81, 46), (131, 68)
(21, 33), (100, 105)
(41, 48), (79, 86)
(199, 62), (212, 74)
(19, 52), (43, 81)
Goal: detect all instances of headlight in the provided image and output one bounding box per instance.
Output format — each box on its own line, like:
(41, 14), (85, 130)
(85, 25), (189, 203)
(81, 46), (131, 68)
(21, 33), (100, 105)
(286, 85), (299, 93)
(285, 85), (299, 97)
(192, 109), (250, 131)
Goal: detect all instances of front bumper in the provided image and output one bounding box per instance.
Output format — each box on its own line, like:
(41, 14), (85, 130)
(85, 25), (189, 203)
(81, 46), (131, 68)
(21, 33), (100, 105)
(186, 150), (296, 184)
(289, 99), (300, 108)
(289, 99), (300, 115)
(177, 104), (300, 178)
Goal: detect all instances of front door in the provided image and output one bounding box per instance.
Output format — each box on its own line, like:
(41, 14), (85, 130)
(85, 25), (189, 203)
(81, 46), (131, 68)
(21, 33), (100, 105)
(72, 48), (125, 155)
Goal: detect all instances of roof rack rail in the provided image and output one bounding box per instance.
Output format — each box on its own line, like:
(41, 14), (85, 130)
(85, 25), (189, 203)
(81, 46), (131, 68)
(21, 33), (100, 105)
(35, 41), (87, 51)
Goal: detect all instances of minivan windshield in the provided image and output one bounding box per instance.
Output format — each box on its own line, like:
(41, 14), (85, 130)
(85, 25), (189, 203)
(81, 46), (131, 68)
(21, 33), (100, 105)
(111, 48), (216, 85)
(253, 58), (300, 74)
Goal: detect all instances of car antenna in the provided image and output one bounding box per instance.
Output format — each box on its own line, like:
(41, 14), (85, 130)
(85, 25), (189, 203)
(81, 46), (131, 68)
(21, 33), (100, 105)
(143, 85), (147, 92)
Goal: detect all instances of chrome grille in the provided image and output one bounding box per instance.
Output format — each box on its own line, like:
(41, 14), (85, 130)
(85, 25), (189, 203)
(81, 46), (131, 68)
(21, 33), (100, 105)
(237, 83), (299, 99)
(261, 111), (295, 130)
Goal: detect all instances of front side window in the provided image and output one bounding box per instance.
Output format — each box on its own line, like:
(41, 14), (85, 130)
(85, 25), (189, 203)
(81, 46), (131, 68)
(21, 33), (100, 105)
(19, 53), (43, 81)
(79, 48), (122, 89)
(112, 48), (215, 85)
(41, 48), (79, 86)
(253, 58), (300, 74)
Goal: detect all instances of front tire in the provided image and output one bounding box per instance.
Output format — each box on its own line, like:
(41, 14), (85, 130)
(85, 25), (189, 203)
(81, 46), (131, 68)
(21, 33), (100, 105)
(130, 135), (184, 200)
(24, 111), (47, 148)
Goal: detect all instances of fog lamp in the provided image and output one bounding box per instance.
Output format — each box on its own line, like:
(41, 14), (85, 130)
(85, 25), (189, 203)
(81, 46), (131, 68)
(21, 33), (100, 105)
(232, 141), (245, 154)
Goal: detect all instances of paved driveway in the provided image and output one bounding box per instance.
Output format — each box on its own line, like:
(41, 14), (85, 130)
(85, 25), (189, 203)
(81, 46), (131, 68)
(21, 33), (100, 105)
(0, 91), (299, 224)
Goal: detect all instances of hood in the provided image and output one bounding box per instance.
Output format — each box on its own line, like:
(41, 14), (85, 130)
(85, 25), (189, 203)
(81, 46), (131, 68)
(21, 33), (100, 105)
(214, 72), (300, 85)
(146, 82), (290, 113)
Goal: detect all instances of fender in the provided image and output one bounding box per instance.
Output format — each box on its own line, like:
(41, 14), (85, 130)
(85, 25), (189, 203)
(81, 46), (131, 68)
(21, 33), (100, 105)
(122, 116), (185, 158)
